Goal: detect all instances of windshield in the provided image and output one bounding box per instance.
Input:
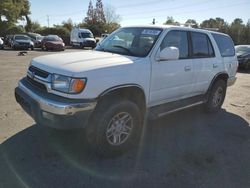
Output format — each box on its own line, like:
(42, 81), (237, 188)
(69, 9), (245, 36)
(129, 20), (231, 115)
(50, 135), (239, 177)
(95, 27), (163, 57)
(235, 46), (250, 54)
(81, 32), (94, 38)
(15, 35), (30, 40)
(44, 36), (61, 41)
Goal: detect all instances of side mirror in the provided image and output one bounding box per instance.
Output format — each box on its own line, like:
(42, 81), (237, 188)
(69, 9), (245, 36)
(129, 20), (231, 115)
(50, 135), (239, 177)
(157, 47), (179, 61)
(78, 34), (81, 38)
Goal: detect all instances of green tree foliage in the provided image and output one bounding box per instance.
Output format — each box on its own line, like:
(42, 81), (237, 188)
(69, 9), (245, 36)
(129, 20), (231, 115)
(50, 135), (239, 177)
(163, 16), (180, 26)
(83, 0), (120, 36)
(36, 27), (70, 37)
(104, 5), (121, 33)
(84, 0), (106, 36)
(185, 19), (198, 28)
(61, 18), (74, 32)
(0, 0), (31, 35)
(164, 17), (250, 45)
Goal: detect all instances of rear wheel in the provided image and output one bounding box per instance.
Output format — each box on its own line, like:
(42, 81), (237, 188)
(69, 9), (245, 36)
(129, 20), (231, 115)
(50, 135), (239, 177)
(204, 80), (227, 113)
(86, 99), (142, 156)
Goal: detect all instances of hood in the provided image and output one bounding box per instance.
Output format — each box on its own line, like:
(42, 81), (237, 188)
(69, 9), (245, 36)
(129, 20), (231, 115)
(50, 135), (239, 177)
(83, 38), (96, 42)
(237, 52), (250, 58)
(31, 51), (140, 76)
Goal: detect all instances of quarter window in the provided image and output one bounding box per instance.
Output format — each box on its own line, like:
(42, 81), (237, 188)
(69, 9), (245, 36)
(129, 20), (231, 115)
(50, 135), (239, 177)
(191, 32), (215, 58)
(160, 30), (189, 59)
(212, 33), (235, 57)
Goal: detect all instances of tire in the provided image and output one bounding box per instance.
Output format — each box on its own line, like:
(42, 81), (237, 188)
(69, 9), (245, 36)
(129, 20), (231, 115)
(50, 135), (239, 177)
(86, 99), (142, 157)
(204, 80), (227, 113)
(30, 46), (34, 51)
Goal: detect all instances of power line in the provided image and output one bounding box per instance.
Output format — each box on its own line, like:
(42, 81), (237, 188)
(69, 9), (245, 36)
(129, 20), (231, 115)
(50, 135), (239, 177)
(121, 1), (250, 21)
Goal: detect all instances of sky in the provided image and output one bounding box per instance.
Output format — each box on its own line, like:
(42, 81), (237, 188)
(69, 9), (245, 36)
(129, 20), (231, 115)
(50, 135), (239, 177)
(28, 0), (250, 27)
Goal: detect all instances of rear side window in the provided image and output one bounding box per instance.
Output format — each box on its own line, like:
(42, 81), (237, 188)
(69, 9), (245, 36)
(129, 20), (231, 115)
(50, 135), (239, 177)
(191, 32), (215, 58)
(212, 33), (235, 57)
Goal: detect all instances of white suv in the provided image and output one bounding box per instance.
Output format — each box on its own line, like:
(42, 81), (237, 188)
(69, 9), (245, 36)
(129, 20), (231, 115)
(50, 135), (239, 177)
(15, 25), (238, 156)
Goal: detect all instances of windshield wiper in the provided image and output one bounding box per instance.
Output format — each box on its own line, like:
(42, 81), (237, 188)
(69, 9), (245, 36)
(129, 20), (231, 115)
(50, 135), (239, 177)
(112, 45), (133, 55)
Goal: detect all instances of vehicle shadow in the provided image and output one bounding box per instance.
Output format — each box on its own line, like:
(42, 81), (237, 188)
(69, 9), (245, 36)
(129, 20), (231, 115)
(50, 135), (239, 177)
(0, 108), (250, 188)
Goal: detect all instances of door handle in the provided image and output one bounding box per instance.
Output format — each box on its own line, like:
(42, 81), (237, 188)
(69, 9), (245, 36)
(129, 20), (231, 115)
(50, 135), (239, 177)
(184, 66), (191, 71)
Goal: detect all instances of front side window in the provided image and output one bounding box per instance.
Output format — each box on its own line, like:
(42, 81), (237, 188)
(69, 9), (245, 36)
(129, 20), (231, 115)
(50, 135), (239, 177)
(191, 32), (215, 58)
(212, 33), (235, 57)
(95, 27), (163, 57)
(160, 30), (189, 59)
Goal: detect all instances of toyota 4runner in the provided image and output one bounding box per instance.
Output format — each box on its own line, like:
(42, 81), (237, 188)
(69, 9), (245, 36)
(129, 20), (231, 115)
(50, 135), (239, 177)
(15, 25), (238, 156)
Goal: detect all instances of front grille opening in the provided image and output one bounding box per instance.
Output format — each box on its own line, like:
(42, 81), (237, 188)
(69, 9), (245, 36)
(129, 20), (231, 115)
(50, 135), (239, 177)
(27, 76), (47, 92)
(29, 66), (49, 78)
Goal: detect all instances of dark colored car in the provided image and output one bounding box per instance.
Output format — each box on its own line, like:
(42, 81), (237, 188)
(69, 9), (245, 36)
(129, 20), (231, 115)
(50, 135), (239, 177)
(4, 35), (14, 47)
(235, 45), (250, 69)
(11, 35), (34, 50)
(26, 33), (44, 48)
(41, 35), (65, 51)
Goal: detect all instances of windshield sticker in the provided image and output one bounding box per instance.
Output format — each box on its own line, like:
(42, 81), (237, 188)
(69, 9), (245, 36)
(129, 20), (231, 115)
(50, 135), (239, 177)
(141, 29), (161, 36)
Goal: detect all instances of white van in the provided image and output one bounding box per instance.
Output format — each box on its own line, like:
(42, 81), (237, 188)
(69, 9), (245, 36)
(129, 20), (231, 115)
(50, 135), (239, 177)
(70, 28), (96, 49)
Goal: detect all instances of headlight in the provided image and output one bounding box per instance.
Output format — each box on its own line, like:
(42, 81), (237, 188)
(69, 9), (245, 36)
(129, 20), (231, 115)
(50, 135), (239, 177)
(30, 41), (34, 45)
(52, 74), (87, 94)
(62, 43), (65, 47)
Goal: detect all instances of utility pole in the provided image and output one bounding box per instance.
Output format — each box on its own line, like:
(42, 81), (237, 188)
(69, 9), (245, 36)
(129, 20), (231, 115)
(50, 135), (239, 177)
(47, 15), (50, 28)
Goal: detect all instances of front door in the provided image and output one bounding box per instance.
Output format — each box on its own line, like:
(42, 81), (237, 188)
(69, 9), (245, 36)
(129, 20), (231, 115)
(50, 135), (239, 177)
(149, 30), (194, 106)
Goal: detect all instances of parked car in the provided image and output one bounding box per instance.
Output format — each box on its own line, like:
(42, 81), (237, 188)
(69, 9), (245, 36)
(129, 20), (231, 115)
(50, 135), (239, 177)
(0, 37), (4, 49)
(4, 35), (14, 47)
(26, 32), (44, 48)
(41, 35), (65, 51)
(70, 28), (96, 49)
(11, 35), (34, 50)
(15, 25), (238, 156)
(235, 45), (250, 69)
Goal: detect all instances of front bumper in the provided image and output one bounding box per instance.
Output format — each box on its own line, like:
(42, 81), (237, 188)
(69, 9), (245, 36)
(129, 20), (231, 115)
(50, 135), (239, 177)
(15, 78), (97, 129)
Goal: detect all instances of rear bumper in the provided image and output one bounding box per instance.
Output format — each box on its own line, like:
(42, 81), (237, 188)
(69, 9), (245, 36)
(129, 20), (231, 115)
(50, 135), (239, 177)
(15, 78), (96, 129)
(227, 76), (237, 86)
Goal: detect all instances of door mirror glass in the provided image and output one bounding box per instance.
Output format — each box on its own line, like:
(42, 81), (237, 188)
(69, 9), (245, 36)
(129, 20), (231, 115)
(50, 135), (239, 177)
(158, 47), (179, 61)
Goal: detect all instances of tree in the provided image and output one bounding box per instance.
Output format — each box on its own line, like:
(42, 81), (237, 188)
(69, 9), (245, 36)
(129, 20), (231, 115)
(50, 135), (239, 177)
(185, 19), (198, 28)
(0, 0), (31, 35)
(95, 0), (106, 23)
(104, 5), (121, 33)
(229, 18), (245, 44)
(84, 0), (95, 24)
(163, 16), (180, 26)
(84, 0), (107, 36)
(61, 18), (74, 32)
(29, 21), (42, 32)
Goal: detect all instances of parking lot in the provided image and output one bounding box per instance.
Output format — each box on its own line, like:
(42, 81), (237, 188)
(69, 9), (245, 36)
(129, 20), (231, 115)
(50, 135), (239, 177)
(0, 49), (249, 188)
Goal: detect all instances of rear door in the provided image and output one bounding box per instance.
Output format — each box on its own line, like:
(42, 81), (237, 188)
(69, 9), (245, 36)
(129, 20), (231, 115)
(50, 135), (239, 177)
(190, 31), (217, 95)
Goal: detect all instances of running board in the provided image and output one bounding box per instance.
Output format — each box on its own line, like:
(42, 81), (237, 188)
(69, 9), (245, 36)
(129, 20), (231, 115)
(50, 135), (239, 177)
(148, 95), (205, 119)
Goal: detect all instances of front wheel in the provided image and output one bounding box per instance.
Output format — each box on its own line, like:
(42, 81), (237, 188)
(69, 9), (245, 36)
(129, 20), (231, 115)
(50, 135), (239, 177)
(86, 100), (142, 156)
(204, 80), (227, 113)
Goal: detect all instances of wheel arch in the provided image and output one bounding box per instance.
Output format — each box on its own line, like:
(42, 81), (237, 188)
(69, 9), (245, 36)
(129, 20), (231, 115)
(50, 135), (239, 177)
(205, 72), (229, 99)
(97, 84), (147, 117)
